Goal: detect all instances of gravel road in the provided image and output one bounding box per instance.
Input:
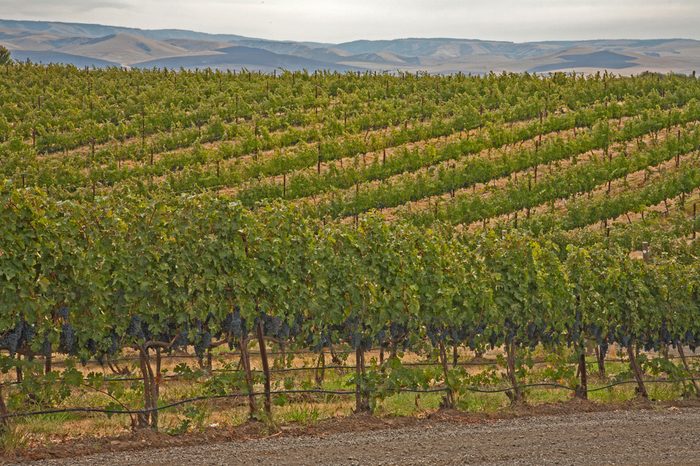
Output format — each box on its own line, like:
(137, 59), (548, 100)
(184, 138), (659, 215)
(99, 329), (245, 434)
(19, 408), (700, 465)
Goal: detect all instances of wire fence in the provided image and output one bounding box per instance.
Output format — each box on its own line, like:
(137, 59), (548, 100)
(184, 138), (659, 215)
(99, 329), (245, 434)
(2, 343), (698, 425)
(2, 377), (699, 422)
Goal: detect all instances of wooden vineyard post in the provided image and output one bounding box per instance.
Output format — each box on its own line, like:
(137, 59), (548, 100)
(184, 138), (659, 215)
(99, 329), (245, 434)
(141, 106), (146, 153)
(155, 349), (163, 400)
(256, 319), (272, 417)
(137, 346), (159, 429)
(576, 350), (588, 400)
(205, 348), (213, 373)
(15, 356), (22, 384)
(239, 336), (257, 418)
(355, 347), (370, 413)
(317, 144), (322, 175)
(595, 345), (606, 378)
(573, 300), (588, 400)
(677, 345), (700, 397)
(146, 349), (159, 429)
(505, 339), (524, 404)
(627, 343), (649, 399)
(354, 347), (362, 412)
(0, 385), (8, 433)
(438, 341), (455, 409)
(44, 351), (52, 374)
(315, 349), (326, 387)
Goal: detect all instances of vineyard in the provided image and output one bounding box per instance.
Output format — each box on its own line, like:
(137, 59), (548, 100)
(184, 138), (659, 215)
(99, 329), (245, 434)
(0, 64), (699, 447)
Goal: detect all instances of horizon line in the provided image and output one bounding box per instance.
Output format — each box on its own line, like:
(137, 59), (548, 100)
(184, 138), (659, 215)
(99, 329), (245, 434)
(0, 17), (696, 46)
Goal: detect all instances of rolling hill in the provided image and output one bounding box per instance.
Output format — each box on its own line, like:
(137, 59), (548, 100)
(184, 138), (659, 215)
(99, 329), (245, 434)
(1, 19), (699, 74)
(132, 45), (360, 72)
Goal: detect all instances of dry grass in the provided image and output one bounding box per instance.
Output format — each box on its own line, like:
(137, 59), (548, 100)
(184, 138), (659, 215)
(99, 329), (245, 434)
(4, 341), (692, 453)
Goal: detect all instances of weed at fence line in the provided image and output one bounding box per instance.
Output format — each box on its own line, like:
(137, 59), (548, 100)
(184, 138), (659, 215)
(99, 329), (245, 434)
(0, 424), (29, 455)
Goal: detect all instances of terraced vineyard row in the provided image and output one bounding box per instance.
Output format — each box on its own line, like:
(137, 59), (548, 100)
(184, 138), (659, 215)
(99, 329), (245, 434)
(1, 66), (699, 436)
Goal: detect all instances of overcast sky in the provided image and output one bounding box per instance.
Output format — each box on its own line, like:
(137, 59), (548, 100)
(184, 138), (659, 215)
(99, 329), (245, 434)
(1, 0), (698, 43)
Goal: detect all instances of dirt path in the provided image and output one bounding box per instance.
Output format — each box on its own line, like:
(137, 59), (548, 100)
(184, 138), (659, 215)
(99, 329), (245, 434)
(20, 407), (700, 465)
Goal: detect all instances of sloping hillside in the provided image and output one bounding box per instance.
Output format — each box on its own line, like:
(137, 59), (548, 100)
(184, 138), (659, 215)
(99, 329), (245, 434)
(132, 45), (360, 72)
(9, 49), (120, 67)
(1, 19), (699, 74)
(57, 33), (194, 65)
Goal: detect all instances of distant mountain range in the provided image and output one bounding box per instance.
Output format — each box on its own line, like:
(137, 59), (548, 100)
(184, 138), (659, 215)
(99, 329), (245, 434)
(1, 19), (699, 74)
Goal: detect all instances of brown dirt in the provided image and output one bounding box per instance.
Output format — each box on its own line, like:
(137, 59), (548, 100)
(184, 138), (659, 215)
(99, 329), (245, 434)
(292, 117), (573, 212)
(336, 114), (651, 223)
(456, 122), (699, 232)
(6, 399), (700, 465)
(464, 146), (699, 233)
(69, 94), (468, 180)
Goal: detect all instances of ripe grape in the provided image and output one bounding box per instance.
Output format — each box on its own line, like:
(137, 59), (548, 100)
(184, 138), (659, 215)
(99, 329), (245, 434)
(41, 337), (52, 357)
(278, 322), (290, 341)
(264, 314), (282, 337)
(173, 329), (189, 348)
(194, 331), (212, 359)
(351, 331), (362, 350)
(2, 330), (21, 357)
(107, 332), (119, 356)
(20, 321), (35, 346)
(126, 316), (145, 341)
(59, 323), (77, 354)
(374, 328), (387, 346)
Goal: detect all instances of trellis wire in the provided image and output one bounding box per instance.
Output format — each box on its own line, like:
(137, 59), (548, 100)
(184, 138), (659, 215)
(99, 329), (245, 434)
(23, 349), (700, 369)
(2, 377), (699, 421)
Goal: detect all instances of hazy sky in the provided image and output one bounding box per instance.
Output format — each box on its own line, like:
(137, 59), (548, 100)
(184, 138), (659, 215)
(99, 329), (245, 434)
(1, 0), (698, 43)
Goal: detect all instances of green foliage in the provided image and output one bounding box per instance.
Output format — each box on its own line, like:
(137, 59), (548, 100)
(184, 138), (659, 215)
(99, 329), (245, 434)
(0, 46), (10, 66)
(164, 405), (209, 436)
(0, 66), (699, 430)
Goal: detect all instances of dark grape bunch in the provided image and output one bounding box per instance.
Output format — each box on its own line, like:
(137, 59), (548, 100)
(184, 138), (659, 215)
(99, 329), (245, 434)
(0, 321), (30, 357)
